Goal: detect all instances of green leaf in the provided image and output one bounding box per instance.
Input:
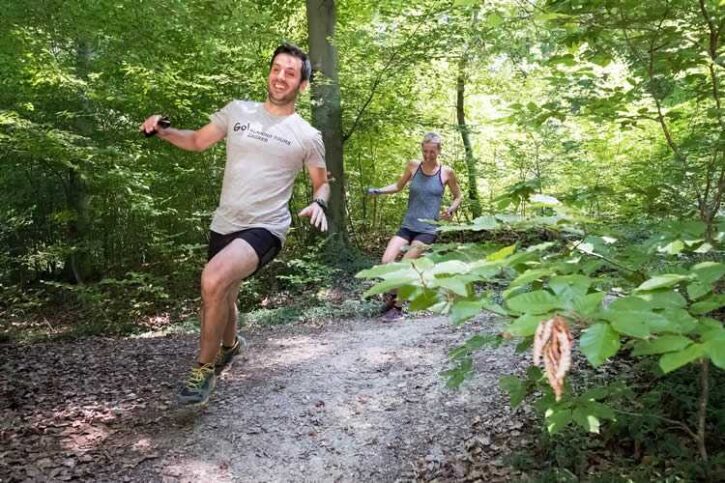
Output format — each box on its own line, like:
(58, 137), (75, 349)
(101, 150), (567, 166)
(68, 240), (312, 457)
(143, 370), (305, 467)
(581, 401), (616, 420)
(606, 311), (651, 339)
(659, 344), (706, 373)
(412, 258), (435, 271)
(687, 281), (712, 301)
(506, 290), (562, 314)
(691, 294), (725, 315)
(430, 260), (469, 276)
(450, 299), (482, 325)
(636, 274), (691, 291)
(433, 276), (469, 296)
(506, 312), (549, 337)
(658, 309), (696, 334)
(574, 292), (605, 316)
(632, 335), (692, 356)
(487, 244), (517, 261)
(546, 408), (573, 434)
(549, 275), (591, 301)
(691, 262), (725, 285)
(357, 263), (410, 279)
(580, 387), (608, 401)
(608, 296), (651, 311)
(573, 407), (601, 433)
(500, 375), (526, 407)
(657, 240), (684, 255)
(580, 323), (620, 366)
(510, 268), (552, 288)
(635, 290), (686, 309)
(706, 334), (725, 369)
(363, 278), (415, 297)
(408, 289), (438, 311)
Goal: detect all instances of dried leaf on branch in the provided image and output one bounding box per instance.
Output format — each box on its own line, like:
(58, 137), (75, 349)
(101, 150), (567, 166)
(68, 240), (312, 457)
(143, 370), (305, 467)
(533, 316), (572, 401)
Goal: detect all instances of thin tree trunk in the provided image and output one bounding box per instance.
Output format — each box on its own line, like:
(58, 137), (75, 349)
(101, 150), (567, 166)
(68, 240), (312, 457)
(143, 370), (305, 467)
(456, 54), (482, 219)
(306, 0), (348, 257)
(65, 39), (94, 284)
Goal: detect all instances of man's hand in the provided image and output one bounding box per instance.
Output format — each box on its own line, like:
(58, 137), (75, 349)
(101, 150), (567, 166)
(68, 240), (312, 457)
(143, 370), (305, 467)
(440, 207), (454, 221)
(140, 115), (170, 137)
(299, 203), (328, 232)
(366, 187), (382, 195)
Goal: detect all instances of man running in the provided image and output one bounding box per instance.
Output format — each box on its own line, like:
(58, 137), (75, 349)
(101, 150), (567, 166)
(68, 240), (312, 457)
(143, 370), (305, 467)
(140, 43), (329, 406)
(367, 132), (462, 321)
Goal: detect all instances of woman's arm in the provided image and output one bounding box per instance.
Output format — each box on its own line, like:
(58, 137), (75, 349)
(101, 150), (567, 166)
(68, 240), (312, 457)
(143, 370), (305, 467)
(368, 161), (418, 195)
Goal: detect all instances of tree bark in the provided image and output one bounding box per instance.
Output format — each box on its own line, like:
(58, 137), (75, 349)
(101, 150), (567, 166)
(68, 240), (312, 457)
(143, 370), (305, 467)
(456, 54), (482, 218)
(64, 39), (93, 284)
(306, 0), (348, 256)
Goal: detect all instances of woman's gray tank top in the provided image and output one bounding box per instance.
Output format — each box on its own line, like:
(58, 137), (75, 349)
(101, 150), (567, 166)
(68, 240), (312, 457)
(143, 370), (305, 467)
(401, 164), (445, 234)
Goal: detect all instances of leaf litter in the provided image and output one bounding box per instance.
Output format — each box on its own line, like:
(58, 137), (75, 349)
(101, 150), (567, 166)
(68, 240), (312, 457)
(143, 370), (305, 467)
(1, 314), (535, 482)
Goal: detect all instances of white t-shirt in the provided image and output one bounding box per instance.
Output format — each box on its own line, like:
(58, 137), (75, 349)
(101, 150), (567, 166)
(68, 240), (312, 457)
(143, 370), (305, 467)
(209, 100), (326, 242)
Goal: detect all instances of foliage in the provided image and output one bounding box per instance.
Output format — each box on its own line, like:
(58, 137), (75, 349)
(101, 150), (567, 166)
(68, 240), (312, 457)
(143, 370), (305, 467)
(359, 190), (724, 471)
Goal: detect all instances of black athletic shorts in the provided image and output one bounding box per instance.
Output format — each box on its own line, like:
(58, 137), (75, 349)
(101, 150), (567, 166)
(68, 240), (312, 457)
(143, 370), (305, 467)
(208, 228), (282, 273)
(396, 227), (437, 245)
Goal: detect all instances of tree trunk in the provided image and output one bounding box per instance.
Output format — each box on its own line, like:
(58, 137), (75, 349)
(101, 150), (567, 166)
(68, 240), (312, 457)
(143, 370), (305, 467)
(306, 0), (348, 257)
(456, 54), (482, 219)
(64, 39), (93, 284)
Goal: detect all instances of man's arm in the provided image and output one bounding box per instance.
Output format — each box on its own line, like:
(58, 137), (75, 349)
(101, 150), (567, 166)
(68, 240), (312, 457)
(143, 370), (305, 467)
(140, 115), (225, 152)
(367, 161), (416, 195)
(298, 165), (330, 232)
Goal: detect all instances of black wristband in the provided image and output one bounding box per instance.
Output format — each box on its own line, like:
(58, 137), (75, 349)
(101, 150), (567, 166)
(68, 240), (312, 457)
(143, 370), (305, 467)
(313, 198), (328, 213)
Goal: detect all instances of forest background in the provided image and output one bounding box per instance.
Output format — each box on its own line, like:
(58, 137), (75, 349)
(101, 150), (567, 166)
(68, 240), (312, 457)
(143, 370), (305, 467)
(1, 0), (723, 480)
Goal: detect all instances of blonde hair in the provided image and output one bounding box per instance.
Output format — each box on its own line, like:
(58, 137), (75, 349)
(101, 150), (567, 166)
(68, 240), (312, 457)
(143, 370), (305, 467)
(421, 132), (442, 148)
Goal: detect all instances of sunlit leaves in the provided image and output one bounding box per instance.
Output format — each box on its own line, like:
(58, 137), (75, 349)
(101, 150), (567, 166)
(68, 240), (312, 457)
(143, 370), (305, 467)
(580, 323), (620, 366)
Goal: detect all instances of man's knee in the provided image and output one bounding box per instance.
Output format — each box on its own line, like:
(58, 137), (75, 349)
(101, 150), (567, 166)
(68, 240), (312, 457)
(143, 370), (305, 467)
(201, 267), (234, 302)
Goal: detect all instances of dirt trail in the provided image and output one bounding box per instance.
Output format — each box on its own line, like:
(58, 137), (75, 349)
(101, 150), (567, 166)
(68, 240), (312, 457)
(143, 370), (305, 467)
(1, 315), (532, 482)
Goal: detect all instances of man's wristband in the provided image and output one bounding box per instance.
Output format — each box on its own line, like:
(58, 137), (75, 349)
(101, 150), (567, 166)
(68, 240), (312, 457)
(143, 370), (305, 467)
(313, 198), (328, 213)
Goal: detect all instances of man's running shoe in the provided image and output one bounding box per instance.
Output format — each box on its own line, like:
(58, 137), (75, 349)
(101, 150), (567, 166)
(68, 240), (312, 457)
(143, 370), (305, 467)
(214, 336), (245, 374)
(177, 363), (216, 406)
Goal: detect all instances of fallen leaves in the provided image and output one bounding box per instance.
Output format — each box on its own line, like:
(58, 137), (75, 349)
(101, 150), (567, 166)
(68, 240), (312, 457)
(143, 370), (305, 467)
(0, 335), (195, 482)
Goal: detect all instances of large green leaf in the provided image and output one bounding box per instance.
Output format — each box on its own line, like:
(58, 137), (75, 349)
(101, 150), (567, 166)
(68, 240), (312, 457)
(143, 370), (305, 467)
(506, 312), (550, 337)
(573, 407), (601, 433)
(686, 282), (712, 301)
(636, 274), (691, 291)
(549, 275), (591, 302)
(487, 244), (517, 261)
(506, 290), (562, 314)
(659, 344), (706, 373)
(356, 263), (410, 279)
(635, 290), (686, 309)
(431, 260), (470, 275)
(510, 268), (552, 288)
(450, 299), (482, 325)
(691, 261), (725, 285)
(408, 289), (439, 311)
(606, 311), (652, 338)
(704, 330), (725, 369)
(545, 408), (573, 434)
(574, 292), (605, 316)
(580, 323), (620, 366)
(632, 335), (692, 356)
(433, 276), (469, 297)
(691, 294), (725, 315)
(363, 277), (417, 297)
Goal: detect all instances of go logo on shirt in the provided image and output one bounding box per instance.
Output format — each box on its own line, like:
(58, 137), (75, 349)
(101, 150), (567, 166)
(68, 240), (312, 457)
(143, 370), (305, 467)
(233, 122), (249, 132)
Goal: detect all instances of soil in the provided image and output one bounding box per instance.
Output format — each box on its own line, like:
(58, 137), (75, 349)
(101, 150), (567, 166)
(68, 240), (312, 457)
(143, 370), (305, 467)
(1, 314), (535, 482)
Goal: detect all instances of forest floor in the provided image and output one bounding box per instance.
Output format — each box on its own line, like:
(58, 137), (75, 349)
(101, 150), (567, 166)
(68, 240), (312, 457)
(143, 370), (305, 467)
(1, 312), (539, 482)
